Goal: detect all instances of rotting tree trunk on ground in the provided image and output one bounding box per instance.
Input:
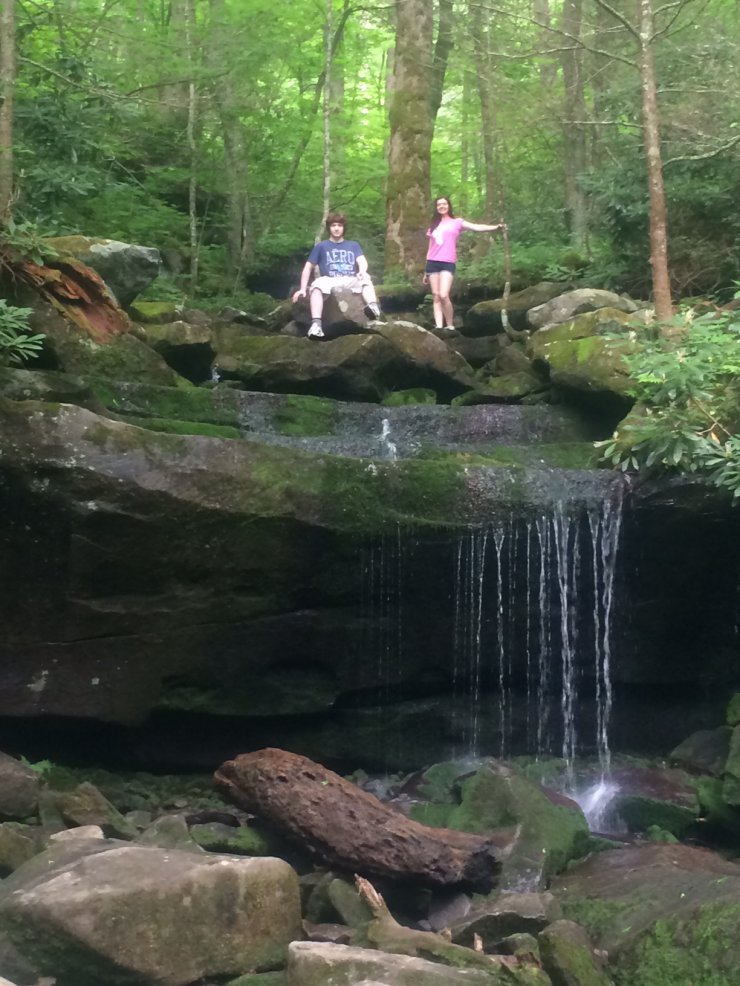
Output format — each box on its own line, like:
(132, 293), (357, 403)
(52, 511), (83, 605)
(215, 748), (501, 891)
(1, 249), (131, 340)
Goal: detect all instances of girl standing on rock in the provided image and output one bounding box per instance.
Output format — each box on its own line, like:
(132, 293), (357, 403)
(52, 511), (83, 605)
(424, 196), (505, 331)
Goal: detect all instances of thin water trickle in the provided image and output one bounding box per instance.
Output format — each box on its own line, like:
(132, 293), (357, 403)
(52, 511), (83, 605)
(380, 418), (398, 461)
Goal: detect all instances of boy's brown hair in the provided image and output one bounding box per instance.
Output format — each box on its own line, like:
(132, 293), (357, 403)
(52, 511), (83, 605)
(326, 212), (347, 231)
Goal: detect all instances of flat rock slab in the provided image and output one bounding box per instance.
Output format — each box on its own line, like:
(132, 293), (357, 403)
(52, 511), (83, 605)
(286, 941), (552, 985)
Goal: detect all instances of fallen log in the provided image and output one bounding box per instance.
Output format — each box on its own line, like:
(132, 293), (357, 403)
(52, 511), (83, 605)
(214, 748), (501, 891)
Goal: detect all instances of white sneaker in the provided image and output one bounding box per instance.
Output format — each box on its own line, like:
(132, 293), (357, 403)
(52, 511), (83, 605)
(307, 323), (325, 339)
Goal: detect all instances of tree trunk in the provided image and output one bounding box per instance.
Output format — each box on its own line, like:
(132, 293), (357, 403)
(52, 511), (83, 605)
(638, 0), (672, 319)
(429, 0), (454, 126)
(316, 0), (333, 242)
(561, 0), (589, 249)
(215, 749), (501, 890)
(0, 0), (16, 224)
(469, 0), (497, 222)
(384, 0), (434, 279)
(185, 0), (200, 296)
(208, 0), (255, 281)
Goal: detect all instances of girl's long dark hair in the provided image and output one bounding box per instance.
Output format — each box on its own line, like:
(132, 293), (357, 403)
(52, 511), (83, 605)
(429, 196), (455, 231)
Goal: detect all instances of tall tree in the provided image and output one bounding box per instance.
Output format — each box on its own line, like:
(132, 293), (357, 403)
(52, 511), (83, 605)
(385, 0), (434, 277)
(591, 0), (673, 317)
(560, 0), (589, 248)
(0, 0), (15, 223)
(636, 0), (671, 318)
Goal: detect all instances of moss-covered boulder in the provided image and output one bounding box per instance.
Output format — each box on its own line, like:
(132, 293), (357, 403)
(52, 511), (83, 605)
(538, 920), (613, 986)
(720, 725), (740, 806)
(129, 300), (183, 324)
(461, 371), (548, 404)
(527, 309), (636, 402)
(214, 322), (474, 403)
(140, 320), (216, 383)
(54, 782), (138, 840)
(27, 301), (182, 385)
(463, 283), (565, 336)
(0, 840), (301, 986)
(527, 290), (638, 331)
(609, 763), (700, 837)
(0, 366), (93, 405)
(552, 843), (740, 986)
(727, 694), (740, 727)
(410, 762), (590, 890)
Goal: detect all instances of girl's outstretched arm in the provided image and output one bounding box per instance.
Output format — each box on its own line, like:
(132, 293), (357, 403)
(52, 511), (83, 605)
(461, 220), (506, 233)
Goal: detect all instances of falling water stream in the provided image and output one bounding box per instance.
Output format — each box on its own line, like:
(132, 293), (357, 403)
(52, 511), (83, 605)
(360, 481), (625, 822)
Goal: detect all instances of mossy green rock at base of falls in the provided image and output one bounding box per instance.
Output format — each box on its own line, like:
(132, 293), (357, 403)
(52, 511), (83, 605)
(409, 762), (590, 889)
(552, 843), (740, 986)
(726, 694), (740, 727)
(537, 920), (613, 986)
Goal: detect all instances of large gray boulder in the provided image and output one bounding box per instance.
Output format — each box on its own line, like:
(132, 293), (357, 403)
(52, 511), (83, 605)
(527, 290), (638, 330)
(0, 840), (301, 986)
(46, 236), (162, 307)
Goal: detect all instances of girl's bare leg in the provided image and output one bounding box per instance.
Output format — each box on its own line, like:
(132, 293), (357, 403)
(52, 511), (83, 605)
(437, 271), (455, 327)
(428, 273), (444, 328)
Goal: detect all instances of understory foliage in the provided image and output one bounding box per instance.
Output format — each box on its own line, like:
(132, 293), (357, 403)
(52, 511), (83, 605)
(0, 299), (44, 364)
(598, 292), (740, 496)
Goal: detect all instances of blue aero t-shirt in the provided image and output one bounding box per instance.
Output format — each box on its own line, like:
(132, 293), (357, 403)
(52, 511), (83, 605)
(309, 240), (364, 277)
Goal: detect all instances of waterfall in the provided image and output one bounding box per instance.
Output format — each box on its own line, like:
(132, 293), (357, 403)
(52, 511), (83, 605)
(450, 484), (625, 769)
(360, 527), (405, 766)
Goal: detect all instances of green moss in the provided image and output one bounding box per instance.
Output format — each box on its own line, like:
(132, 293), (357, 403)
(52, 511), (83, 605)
(415, 443), (600, 471)
(727, 694), (740, 727)
(561, 898), (636, 942)
(611, 906), (740, 986)
(89, 380), (240, 426)
(382, 388), (437, 406)
(120, 415), (241, 440)
(408, 803), (455, 827)
(416, 761), (469, 803)
(272, 394), (338, 436)
(617, 796), (697, 837)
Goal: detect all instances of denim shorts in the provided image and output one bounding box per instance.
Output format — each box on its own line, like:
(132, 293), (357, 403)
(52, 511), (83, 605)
(425, 260), (456, 274)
